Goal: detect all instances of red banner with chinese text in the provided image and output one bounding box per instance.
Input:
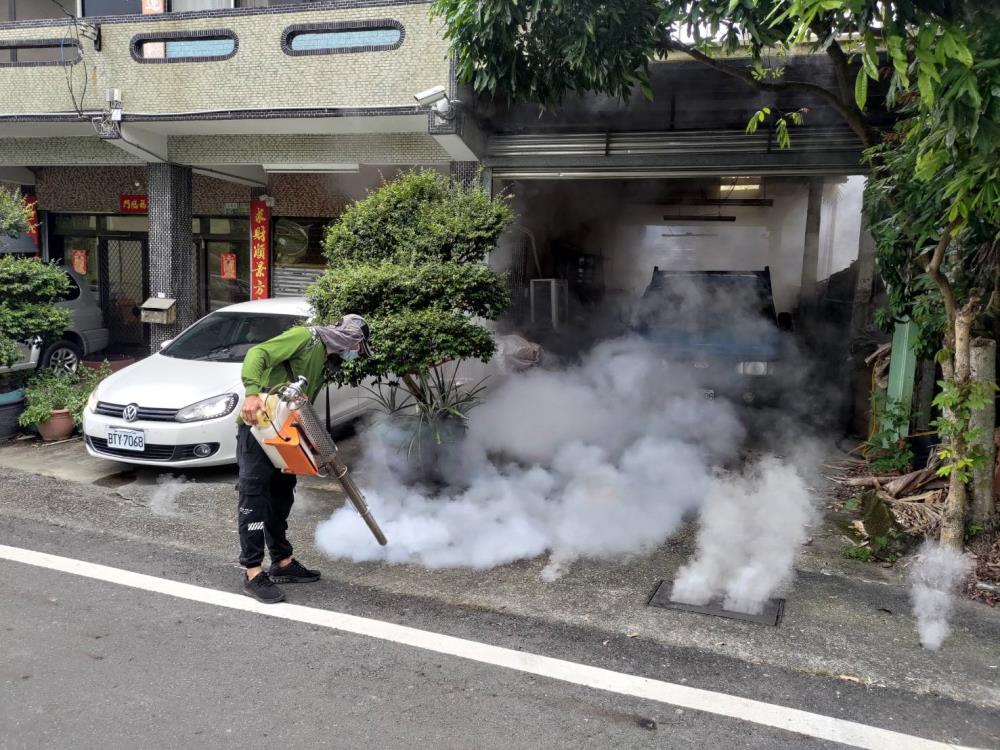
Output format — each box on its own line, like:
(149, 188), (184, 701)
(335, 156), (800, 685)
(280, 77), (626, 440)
(250, 200), (270, 300)
(23, 195), (39, 250)
(120, 195), (148, 214)
(220, 252), (237, 281)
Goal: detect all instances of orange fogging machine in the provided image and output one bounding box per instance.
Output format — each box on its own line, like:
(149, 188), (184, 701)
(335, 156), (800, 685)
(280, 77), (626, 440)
(251, 376), (387, 545)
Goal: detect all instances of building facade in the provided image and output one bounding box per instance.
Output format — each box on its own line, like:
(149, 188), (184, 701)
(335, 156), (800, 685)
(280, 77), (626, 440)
(0, 0), (872, 355)
(0, 0), (479, 351)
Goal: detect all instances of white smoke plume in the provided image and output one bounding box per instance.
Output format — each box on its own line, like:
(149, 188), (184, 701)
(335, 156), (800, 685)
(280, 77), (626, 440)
(669, 455), (817, 614)
(909, 542), (972, 651)
(317, 338), (739, 570)
(148, 473), (190, 517)
(316, 336), (816, 612)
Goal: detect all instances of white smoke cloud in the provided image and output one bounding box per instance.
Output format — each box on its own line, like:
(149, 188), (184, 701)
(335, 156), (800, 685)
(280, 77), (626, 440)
(315, 335), (817, 614)
(669, 455), (817, 614)
(148, 473), (190, 517)
(909, 542), (972, 651)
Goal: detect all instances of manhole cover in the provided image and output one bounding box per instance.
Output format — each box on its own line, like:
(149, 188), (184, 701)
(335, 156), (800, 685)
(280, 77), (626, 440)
(647, 580), (785, 626)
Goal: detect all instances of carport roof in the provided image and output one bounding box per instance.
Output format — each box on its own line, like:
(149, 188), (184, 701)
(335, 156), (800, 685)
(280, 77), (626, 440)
(486, 127), (866, 179)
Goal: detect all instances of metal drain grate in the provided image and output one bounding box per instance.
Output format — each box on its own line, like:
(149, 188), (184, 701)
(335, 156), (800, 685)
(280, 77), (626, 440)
(647, 580), (785, 626)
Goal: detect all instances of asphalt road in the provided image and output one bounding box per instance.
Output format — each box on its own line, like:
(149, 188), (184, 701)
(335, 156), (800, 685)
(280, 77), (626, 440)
(2, 517), (998, 750)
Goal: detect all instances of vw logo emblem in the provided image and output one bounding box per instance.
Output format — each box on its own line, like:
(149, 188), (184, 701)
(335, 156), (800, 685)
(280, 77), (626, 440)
(122, 404), (139, 422)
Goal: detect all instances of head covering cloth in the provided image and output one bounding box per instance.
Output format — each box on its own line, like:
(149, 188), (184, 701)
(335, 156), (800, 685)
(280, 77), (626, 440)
(311, 314), (371, 357)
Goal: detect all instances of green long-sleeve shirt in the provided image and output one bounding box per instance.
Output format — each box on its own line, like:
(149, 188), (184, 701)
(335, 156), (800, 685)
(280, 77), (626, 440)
(241, 326), (327, 402)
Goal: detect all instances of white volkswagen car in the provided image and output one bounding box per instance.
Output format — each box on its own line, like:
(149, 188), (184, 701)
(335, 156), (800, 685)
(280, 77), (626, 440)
(82, 297), (370, 467)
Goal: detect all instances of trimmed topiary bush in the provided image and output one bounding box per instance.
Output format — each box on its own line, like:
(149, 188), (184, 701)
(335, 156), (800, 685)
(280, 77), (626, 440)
(308, 169), (513, 395)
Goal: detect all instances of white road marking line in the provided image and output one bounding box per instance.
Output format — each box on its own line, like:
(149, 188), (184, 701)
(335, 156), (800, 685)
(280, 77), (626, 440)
(0, 544), (978, 750)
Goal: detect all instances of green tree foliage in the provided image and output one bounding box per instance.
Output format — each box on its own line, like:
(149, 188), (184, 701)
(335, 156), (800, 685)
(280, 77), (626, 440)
(0, 255), (70, 369)
(0, 186), (33, 240)
(863, 12), (1000, 546)
(432, 0), (971, 148)
(308, 170), (513, 398)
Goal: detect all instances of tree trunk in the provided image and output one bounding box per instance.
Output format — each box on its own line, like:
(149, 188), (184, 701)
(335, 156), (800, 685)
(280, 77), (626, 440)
(941, 461), (970, 548)
(970, 337), (998, 526)
(940, 310), (976, 549)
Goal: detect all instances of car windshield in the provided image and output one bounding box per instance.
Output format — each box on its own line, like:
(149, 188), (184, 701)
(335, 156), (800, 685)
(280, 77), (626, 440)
(637, 274), (776, 333)
(161, 312), (303, 362)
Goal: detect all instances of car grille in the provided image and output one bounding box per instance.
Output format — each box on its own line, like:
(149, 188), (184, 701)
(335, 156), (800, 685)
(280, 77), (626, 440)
(87, 436), (219, 462)
(95, 401), (180, 422)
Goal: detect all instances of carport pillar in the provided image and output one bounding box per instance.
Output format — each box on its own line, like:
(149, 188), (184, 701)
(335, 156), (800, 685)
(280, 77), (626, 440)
(450, 161), (480, 190)
(798, 178), (824, 308)
(146, 163), (195, 353)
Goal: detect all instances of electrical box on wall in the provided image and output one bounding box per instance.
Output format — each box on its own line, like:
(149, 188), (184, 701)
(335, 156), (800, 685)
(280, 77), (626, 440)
(140, 297), (176, 324)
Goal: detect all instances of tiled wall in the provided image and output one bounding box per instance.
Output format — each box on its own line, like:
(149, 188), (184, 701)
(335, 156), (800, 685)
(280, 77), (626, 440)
(168, 133), (448, 165)
(269, 173), (347, 217)
(0, 2), (449, 115)
(0, 138), (144, 166)
(36, 166), (147, 212)
(0, 132), (449, 170)
(146, 163), (194, 349)
(36, 166), (354, 217)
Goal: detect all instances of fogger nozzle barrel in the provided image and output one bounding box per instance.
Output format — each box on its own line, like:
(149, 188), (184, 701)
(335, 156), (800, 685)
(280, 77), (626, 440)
(326, 454), (388, 546)
(286, 381), (388, 546)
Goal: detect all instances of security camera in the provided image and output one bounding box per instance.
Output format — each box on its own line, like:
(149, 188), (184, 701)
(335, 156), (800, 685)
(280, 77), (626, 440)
(414, 85), (448, 107)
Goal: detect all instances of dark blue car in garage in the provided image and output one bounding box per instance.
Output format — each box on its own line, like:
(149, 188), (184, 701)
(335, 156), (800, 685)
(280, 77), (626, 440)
(634, 266), (792, 405)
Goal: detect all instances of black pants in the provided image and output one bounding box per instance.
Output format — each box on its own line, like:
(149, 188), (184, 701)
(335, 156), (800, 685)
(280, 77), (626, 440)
(236, 424), (297, 568)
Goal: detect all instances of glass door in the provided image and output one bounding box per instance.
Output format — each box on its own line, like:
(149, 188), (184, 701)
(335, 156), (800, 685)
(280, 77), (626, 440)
(205, 239), (251, 311)
(99, 237), (148, 348)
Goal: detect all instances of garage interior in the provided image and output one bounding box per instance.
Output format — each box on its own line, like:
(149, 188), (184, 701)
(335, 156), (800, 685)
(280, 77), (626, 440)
(486, 173), (869, 429)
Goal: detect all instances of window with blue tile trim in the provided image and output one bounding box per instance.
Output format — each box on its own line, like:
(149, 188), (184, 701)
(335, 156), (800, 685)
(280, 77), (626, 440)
(289, 28), (401, 53)
(138, 37), (235, 60)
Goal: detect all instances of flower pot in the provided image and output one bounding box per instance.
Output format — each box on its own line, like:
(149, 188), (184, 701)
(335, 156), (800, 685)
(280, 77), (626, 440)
(373, 414), (467, 486)
(0, 398), (24, 440)
(82, 354), (135, 373)
(36, 408), (75, 442)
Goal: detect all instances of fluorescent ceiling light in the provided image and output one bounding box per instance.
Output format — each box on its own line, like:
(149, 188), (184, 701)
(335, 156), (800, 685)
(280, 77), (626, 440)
(263, 163), (360, 174)
(719, 176), (762, 192)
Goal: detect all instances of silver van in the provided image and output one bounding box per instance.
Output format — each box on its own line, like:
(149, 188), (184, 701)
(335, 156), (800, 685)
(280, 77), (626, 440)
(2, 268), (109, 374)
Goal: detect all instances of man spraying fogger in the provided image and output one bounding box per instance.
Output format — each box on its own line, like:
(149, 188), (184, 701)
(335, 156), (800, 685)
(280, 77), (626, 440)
(236, 314), (371, 603)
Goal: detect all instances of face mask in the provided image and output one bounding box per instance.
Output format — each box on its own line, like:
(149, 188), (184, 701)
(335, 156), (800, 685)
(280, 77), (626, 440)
(341, 349), (359, 362)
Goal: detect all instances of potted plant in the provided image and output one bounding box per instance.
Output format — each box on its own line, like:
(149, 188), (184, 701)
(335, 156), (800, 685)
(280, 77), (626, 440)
(308, 170), (512, 482)
(366, 365), (488, 484)
(17, 362), (111, 442)
(18, 370), (78, 441)
(0, 189), (71, 439)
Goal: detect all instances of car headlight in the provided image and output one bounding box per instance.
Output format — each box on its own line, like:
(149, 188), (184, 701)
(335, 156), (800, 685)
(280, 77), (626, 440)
(86, 389), (99, 413)
(737, 361), (773, 376)
(175, 393), (239, 422)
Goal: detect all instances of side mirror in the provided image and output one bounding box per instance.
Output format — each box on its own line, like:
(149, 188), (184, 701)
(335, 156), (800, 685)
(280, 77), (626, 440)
(776, 312), (793, 332)
(160, 339), (173, 349)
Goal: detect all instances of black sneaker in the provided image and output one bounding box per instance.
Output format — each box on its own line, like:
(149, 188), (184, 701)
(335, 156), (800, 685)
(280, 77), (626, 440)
(269, 558), (321, 584)
(243, 571), (285, 603)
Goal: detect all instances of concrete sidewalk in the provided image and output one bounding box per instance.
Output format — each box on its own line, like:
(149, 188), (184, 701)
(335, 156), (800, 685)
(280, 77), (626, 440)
(1, 436), (998, 712)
